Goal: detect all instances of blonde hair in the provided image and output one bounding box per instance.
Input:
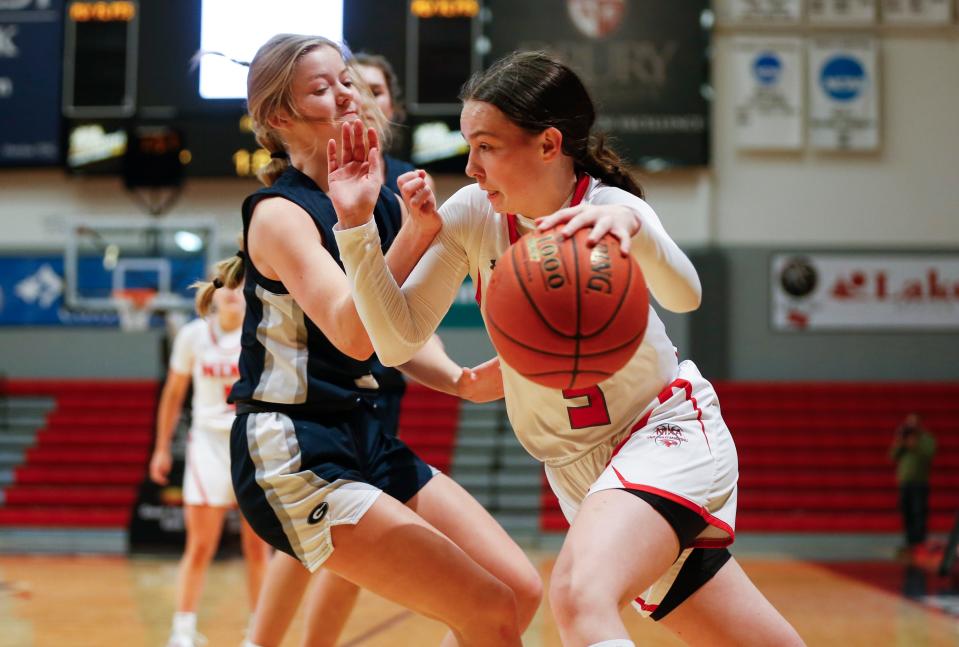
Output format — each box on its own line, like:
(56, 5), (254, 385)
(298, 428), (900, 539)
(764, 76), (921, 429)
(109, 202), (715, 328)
(348, 59), (392, 152)
(247, 34), (390, 186)
(192, 248), (246, 317)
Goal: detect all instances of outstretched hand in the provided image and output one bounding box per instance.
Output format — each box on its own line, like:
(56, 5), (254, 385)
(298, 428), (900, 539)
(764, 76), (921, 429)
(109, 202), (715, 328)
(456, 356), (504, 403)
(535, 203), (641, 256)
(397, 169), (441, 237)
(328, 120), (384, 229)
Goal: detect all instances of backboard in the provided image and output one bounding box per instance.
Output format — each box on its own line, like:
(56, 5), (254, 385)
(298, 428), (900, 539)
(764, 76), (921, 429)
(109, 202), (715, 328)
(63, 216), (220, 318)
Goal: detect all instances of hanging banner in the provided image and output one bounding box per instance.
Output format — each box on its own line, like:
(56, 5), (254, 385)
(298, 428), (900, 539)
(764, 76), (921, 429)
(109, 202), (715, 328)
(880, 0), (952, 24)
(772, 254), (959, 331)
(729, 0), (802, 22)
(809, 0), (877, 23)
(0, 0), (62, 165)
(809, 38), (880, 151)
(733, 37), (803, 150)
(484, 0), (710, 168)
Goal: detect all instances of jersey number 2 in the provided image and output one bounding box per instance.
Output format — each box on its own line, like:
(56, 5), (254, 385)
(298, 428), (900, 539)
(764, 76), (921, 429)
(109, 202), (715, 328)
(562, 385), (610, 429)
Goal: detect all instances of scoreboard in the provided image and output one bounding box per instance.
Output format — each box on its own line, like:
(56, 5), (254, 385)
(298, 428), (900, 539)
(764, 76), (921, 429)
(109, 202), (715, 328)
(63, 0), (138, 118)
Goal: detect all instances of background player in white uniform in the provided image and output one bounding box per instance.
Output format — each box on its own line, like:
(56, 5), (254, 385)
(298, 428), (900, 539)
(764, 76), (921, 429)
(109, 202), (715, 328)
(150, 272), (271, 647)
(332, 52), (805, 646)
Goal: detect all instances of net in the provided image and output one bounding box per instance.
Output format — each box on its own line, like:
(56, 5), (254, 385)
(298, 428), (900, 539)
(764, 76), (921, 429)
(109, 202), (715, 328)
(113, 288), (157, 332)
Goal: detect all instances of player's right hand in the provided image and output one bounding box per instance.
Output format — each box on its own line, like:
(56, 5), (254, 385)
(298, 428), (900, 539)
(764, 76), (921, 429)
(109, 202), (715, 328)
(397, 170), (441, 236)
(328, 120), (383, 229)
(149, 448), (172, 486)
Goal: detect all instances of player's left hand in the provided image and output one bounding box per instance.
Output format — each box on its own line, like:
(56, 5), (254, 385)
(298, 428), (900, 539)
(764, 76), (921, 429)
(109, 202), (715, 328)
(535, 203), (641, 256)
(456, 356), (504, 403)
(328, 120), (384, 228)
(397, 169), (442, 238)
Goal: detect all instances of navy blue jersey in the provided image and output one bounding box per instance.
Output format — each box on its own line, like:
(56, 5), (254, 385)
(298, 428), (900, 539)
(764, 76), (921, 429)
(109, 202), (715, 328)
(383, 155), (416, 195)
(229, 166), (403, 413)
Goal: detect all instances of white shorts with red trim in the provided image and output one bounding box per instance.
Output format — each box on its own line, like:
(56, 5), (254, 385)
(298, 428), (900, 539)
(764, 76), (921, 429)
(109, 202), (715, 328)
(544, 360), (738, 617)
(183, 426), (236, 507)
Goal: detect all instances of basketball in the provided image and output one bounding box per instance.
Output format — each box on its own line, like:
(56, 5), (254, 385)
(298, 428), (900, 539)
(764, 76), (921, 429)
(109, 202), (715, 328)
(485, 227), (649, 390)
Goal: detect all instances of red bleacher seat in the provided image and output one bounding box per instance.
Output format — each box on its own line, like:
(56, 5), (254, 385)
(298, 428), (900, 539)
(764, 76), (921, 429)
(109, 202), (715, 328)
(0, 379), (157, 530)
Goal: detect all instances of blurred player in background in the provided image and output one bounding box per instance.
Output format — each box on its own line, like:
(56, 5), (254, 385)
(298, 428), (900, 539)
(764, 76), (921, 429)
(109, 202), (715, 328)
(149, 265), (272, 647)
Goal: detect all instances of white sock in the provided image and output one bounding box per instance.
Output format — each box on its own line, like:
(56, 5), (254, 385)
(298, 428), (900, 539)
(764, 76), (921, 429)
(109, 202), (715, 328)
(588, 641), (635, 647)
(241, 642), (265, 647)
(172, 611), (197, 636)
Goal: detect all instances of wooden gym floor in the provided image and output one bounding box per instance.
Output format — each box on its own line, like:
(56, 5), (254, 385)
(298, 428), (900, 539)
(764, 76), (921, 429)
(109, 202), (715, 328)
(0, 549), (957, 646)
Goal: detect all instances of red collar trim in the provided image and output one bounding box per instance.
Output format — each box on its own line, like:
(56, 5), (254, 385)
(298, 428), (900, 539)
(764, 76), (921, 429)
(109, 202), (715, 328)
(504, 174), (590, 245)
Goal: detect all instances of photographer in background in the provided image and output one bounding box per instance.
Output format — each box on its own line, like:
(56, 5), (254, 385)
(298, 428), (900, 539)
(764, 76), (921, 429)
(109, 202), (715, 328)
(890, 413), (936, 555)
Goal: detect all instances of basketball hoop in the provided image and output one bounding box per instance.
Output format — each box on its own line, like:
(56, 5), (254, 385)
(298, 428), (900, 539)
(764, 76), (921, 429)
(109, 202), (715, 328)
(113, 288), (157, 332)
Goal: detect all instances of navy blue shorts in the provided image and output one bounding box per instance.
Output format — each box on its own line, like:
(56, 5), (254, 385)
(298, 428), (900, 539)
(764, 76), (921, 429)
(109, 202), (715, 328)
(230, 404), (434, 570)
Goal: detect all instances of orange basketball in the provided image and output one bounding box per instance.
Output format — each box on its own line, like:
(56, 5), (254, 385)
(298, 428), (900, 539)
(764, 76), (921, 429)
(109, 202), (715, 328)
(485, 227), (649, 390)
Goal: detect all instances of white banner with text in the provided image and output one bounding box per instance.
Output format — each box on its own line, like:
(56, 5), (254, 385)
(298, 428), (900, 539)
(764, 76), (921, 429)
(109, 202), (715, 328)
(772, 254), (959, 331)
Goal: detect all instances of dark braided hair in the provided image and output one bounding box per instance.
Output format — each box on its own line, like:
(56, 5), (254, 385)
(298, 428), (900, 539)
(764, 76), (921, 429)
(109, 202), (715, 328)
(459, 51), (643, 199)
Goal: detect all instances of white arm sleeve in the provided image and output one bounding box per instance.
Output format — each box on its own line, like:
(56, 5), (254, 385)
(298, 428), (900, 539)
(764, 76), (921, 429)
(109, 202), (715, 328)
(590, 187), (702, 313)
(334, 191), (473, 366)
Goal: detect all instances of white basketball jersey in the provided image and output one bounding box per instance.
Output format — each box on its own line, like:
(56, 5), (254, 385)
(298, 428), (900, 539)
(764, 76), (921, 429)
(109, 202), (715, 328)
(445, 177), (681, 464)
(169, 317), (241, 432)
(337, 174), (701, 465)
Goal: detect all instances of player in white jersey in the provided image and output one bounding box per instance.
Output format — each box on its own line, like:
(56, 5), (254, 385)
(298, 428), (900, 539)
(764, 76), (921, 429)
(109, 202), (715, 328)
(150, 270), (271, 647)
(332, 51), (805, 646)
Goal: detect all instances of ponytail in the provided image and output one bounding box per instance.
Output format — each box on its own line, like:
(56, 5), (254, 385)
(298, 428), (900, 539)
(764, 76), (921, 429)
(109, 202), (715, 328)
(255, 128), (290, 187)
(192, 249), (246, 317)
(577, 133), (644, 199)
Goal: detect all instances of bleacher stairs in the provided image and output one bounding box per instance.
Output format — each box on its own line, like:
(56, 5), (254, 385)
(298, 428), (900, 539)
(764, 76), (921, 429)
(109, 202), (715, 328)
(0, 380), (157, 552)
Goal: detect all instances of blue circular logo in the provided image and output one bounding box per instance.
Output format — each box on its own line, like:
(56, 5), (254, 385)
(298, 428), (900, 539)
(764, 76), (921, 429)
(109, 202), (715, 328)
(820, 56), (866, 102)
(753, 53), (782, 86)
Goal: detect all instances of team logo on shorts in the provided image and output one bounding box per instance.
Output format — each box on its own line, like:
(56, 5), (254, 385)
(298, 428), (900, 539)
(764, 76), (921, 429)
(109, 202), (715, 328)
(648, 423), (687, 448)
(307, 502), (329, 525)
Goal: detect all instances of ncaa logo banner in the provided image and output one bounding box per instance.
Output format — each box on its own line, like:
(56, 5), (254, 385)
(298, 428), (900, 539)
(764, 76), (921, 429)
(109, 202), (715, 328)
(729, 0), (801, 22)
(771, 254), (959, 331)
(880, 0), (952, 24)
(808, 0), (877, 24)
(809, 38), (880, 151)
(732, 37), (803, 150)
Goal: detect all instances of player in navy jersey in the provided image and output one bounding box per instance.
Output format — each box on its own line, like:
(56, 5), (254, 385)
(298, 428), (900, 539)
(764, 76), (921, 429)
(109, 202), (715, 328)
(224, 34), (539, 647)
(334, 51), (805, 647)
(242, 53), (478, 647)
